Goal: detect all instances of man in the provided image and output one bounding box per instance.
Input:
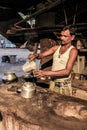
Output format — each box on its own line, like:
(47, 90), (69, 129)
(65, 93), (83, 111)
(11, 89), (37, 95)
(28, 25), (78, 96)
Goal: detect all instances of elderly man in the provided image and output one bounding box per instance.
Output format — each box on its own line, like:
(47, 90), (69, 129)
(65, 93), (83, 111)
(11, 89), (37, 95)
(29, 25), (78, 96)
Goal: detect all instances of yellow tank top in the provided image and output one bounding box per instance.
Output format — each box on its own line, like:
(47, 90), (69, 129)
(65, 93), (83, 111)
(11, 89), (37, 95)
(52, 45), (74, 82)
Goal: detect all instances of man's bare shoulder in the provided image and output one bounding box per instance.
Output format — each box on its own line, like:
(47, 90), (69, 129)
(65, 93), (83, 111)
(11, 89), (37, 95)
(71, 47), (78, 52)
(70, 47), (78, 56)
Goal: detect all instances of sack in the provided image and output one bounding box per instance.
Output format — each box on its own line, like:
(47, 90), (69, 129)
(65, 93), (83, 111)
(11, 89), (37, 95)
(22, 60), (36, 73)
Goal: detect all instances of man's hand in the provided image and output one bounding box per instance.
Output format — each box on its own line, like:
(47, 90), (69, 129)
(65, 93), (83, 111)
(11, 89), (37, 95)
(28, 54), (38, 61)
(33, 70), (45, 78)
(33, 70), (50, 78)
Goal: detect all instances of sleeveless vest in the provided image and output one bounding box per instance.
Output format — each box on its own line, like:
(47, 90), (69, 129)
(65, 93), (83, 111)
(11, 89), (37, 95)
(52, 45), (74, 82)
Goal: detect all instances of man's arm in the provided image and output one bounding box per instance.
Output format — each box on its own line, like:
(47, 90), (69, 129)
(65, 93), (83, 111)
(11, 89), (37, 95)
(28, 45), (58, 60)
(34, 48), (78, 78)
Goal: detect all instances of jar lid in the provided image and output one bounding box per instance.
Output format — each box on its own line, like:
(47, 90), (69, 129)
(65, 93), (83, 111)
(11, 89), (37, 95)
(23, 82), (35, 90)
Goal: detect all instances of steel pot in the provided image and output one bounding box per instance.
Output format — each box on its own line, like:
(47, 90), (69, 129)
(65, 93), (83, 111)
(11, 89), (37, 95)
(2, 72), (17, 82)
(21, 82), (36, 98)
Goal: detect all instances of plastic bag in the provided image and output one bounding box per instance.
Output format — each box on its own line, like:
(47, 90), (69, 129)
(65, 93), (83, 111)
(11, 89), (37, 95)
(22, 60), (36, 73)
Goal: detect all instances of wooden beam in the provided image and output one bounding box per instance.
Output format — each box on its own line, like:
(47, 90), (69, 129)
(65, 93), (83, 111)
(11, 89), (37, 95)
(14, 0), (66, 27)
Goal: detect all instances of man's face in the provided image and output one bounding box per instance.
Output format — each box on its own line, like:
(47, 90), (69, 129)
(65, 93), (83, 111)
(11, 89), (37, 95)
(60, 29), (75, 45)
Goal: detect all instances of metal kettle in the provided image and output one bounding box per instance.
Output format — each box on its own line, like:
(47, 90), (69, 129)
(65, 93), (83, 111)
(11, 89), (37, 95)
(21, 82), (36, 98)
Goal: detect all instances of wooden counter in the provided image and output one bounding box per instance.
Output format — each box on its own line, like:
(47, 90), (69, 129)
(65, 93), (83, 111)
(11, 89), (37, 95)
(72, 79), (87, 100)
(0, 80), (87, 130)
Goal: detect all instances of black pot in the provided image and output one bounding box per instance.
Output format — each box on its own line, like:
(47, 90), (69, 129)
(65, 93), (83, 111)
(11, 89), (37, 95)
(24, 73), (37, 82)
(2, 77), (18, 83)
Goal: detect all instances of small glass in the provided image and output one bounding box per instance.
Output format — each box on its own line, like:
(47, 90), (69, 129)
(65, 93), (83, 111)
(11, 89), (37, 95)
(31, 98), (37, 106)
(37, 99), (43, 109)
(38, 93), (43, 100)
(47, 98), (53, 107)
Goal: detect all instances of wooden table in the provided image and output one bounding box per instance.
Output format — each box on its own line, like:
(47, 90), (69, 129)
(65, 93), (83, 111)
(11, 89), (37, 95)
(0, 80), (87, 130)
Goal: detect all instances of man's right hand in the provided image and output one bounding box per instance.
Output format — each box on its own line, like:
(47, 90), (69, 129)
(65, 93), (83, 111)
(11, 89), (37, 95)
(28, 54), (38, 61)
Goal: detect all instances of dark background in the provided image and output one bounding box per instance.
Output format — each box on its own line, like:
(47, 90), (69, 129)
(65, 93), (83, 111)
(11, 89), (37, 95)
(0, 0), (87, 45)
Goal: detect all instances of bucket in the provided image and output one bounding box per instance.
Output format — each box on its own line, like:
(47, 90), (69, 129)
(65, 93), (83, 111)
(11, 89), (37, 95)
(9, 55), (16, 64)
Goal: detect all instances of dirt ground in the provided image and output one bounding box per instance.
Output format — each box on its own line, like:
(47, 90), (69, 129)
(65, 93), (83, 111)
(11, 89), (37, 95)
(0, 48), (40, 79)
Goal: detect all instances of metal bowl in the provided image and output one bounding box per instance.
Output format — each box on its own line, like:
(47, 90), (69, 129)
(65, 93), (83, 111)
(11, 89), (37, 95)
(3, 72), (17, 82)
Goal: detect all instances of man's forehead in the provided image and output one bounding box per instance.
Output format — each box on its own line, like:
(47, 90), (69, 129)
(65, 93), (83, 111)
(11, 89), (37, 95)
(61, 29), (70, 34)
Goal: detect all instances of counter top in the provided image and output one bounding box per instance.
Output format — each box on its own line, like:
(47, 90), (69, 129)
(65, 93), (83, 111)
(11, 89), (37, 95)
(72, 79), (87, 90)
(0, 80), (87, 130)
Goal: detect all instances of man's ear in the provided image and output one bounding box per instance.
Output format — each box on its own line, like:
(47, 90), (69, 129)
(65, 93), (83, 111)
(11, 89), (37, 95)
(71, 35), (75, 40)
